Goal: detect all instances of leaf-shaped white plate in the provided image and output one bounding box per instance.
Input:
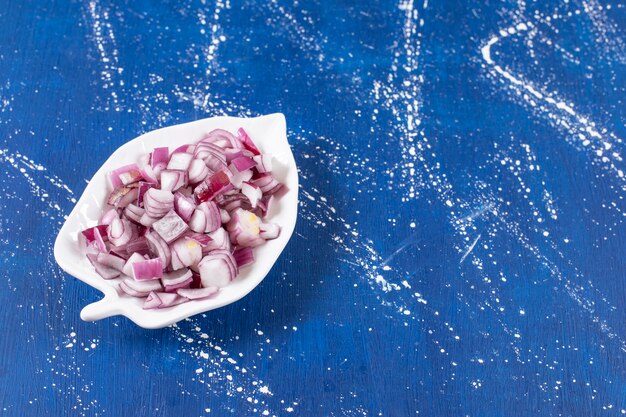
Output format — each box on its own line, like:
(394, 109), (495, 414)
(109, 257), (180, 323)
(54, 113), (298, 329)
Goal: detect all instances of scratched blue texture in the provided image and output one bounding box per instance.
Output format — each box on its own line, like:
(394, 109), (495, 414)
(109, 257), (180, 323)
(0, 0), (625, 416)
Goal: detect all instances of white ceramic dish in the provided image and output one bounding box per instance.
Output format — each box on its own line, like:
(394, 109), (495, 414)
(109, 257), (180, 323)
(54, 113), (298, 329)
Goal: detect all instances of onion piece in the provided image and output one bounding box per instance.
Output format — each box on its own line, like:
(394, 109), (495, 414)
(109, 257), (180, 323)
(198, 250), (238, 288)
(108, 218), (133, 246)
(123, 276), (163, 293)
(92, 226), (108, 251)
(140, 166), (159, 184)
(172, 144), (193, 154)
(137, 182), (154, 206)
(124, 204), (145, 223)
(122, 252), (146, 277)
(151, 147), (169, 168)
(153, 163), (164, 179)
(188, 158), (210, 185)
(194, 170), (233, 203)
(96, 252), (126, 271)
(230, 156), (256, 172)
(161, 268), (193, 292)
(177, 286), (219, 299)
(139, 213), (159, 227)
(174, 192), (196, 222)
(146, 232), (171, 268)
(195, 141), (227, 156)
(197, 158), (227, 175)
(151, 292), (188, 308)
(118, 187), (140, 208)
(119, 281), (150, 298)
(218, 194), (252, 212)
(253, 154), (272, 173)
(200, 129), (240, 149)
(204, 227), (231, 252)
(167, 152), (193, 171)
(143, 188), (174, 218)
(124, 237), (150, 256)
(137, 153), (150, 169)
(108, 164), (143, 189)
(228, 162), (253, 189)
(80, 225), (109, 244)
(131, 258), (163, 281)
(233, 247), (255, 268)
(194, 143), (227, 166)
(204, 156), (228, 173)
(237, 128), (261, 155)
(257, 195), (274, 218)
(224, 149), (244, 163)
(220, 208), (231, 224)
(119, 170), (143, 186)
(227, 209), (264, 247)
(200, 202), (221, 232)
(160, 170), (188, 192)
(188, 209), (206, 233)
(152, 210), (189, 243)
(188, 201), (221, 233)
(170, 249), (182, 271)
(241, 182), (262, 208)
(107, 184), (139, 208)
(100, 208), (119, 226)
(177, 186), (193, 198)
(170, 237), (202, 270)
(260, 222), (281, 240)
(184, 232), (212, 246)
(143, 291), (163, 309)
(120, 237), (145, 254)
(94, 262), (121, 279)
(87, 255), (121, 279)
(109, 249), (129, 260)
(250, 173), (282, 195)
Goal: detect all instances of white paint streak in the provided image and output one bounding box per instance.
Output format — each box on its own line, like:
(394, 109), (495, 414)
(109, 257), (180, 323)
(460, 234), (481, 264)
(86, 0), (124, 110)
(480, 19), (625, 183)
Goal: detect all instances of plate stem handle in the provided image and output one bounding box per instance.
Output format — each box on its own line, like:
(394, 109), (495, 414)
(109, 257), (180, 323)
(80, 297), (122, 322)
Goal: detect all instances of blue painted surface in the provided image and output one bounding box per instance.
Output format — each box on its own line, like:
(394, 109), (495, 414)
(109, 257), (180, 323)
(0, 0), (625, 415)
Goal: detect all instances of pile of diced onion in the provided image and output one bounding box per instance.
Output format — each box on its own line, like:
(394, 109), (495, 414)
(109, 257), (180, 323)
(79, 128), (282, 309)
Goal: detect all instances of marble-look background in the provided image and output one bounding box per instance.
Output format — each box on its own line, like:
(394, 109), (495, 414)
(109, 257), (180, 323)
(0, 0), (624, 415)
